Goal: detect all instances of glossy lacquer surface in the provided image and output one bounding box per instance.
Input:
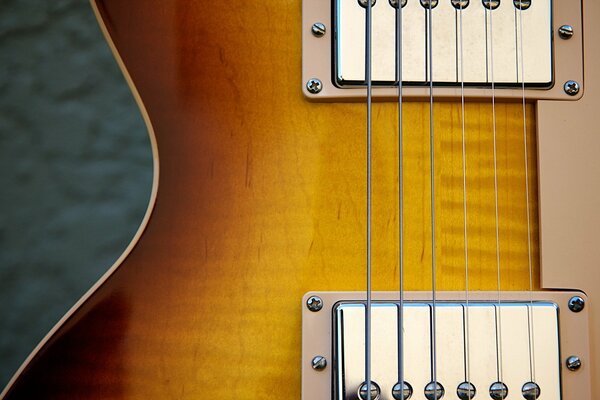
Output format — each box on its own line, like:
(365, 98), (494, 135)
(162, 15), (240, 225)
(3, 1), (540, 398)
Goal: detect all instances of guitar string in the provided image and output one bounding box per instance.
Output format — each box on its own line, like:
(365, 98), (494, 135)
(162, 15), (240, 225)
(365, 0), (373, 399)
(488, 2), (504, 385)
(457, 2), (472, 395)
(517, 1), (537, 384)
(394, 0), (406, 397)
(367, 3), (529, 397)
(426, 0), (438, 395)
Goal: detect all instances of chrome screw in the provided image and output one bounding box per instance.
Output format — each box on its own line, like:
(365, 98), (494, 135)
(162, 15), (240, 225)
(311, 22), (326, 37)
(389, 0), (408, 8)
(451, 0), (470, 9)
(358, 381), (381, 400)
(420, 0), (439, 8)
(306, 295), (323, 311)
(566, 355), (582, 371)
(489, 382), (508, 400)
(521, 382), (541, 400)
(558, 25), (574, 40)
(457, 382), (476, 400)
(306, 79), (323, 95)
(392, 381), (413, 399)
(513, 0), (531, 10)
(568, 295), (585, 312)
(424, 382), (445, 400)
(482, 0), (500, 10)
(358, 0), (377, 8)
(311, 355), (327, 370)
(564, 80), (580, 96)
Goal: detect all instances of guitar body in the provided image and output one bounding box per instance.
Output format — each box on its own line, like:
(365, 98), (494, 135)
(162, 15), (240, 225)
(2, 0), (599, 398)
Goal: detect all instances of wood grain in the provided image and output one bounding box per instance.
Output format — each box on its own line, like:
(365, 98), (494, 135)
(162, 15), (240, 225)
(2, 1), (540, 398)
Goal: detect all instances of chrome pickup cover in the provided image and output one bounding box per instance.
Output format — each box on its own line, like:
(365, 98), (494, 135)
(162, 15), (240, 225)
(334, 0), (552, 87)
(302, 292), (592, 400)
(333, 301), (560, 400)
(302, 0), (583, 100)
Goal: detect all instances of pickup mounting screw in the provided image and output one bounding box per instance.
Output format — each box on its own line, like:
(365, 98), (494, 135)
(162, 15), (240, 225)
(566, 355), (582, 371)
(558, 25), (574, 40)
(311, 355), (327, 370)
(306, 295), (323, 311)
(306, 78), (323, 94)
(568, 295), (585, 312)
(311, 22), (326, 37)
(564, 80), (580, 96)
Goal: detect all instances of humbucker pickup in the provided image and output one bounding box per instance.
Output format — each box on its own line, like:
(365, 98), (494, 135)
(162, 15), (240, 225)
(301, 292), (591, 400)
(334, 0), (552, 87)
(333, 301), (559, 400)
(302, 0), (583, 101)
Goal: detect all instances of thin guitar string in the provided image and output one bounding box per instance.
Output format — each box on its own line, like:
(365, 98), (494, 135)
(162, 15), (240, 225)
(517, 1), (536, 384)
(488, 3), (504, 384)
(395, 0), (406, 397)
(426, 0), (438, 395)
(365, 1), (373, 399)
(457, 2), (472, 393)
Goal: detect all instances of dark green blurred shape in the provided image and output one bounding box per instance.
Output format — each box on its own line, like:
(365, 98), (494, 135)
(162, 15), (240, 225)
(0, 0), (152, 387)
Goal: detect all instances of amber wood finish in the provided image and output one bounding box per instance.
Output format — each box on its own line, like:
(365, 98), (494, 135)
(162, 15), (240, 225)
(3, 1), (544, 398)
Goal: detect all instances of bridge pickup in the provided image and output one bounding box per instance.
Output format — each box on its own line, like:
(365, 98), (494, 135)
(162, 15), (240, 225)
(334, 301), (559, 400)
(302, 292), (592, 400)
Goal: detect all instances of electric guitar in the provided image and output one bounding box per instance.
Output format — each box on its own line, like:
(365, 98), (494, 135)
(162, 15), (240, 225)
(2, 0), (598, 399)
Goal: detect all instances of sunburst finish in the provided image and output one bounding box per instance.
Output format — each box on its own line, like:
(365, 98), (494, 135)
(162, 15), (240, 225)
(2, 1), (543, 398)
